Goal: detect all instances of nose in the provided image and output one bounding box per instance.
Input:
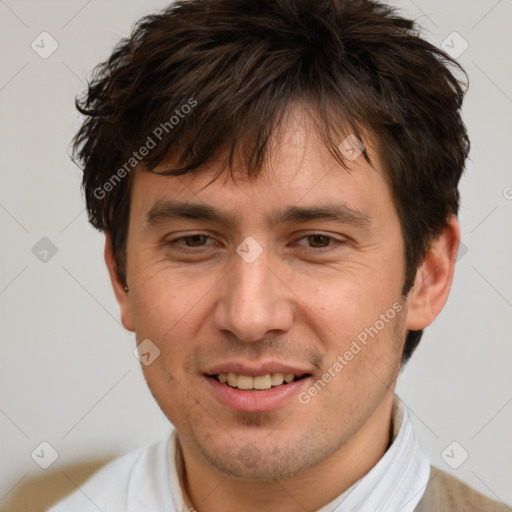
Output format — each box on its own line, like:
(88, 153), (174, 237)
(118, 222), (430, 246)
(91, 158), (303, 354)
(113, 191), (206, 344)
(213, 247), (294, 342)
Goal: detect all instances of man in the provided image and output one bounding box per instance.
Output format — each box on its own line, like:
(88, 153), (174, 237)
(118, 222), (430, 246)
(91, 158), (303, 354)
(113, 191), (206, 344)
(48, 0), (508, 510)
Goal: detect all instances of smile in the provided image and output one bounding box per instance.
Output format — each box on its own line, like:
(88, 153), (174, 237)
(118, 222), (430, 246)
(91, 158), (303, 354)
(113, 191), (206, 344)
(205, 371), (312, 412)
(212, 372), (310, 391)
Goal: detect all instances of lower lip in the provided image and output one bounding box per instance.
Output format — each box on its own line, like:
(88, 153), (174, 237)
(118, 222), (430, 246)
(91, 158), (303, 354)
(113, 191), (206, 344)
(204, 376), (311, 412)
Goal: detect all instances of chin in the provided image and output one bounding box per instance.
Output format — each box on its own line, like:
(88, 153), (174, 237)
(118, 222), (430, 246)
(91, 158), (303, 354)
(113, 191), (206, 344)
(197, 434), (333, 482)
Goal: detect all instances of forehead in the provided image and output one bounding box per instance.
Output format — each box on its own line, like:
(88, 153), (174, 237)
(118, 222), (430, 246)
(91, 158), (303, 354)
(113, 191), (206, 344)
(129, 107), (394, 227)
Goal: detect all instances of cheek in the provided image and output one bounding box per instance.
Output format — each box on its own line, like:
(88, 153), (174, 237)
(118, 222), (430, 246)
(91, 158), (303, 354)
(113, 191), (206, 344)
(303, 313), (404, 417)
(129, 265), (215, 334)
(289, 267), (406, 395)
(130, 277), (201, 417)
(128, 267), (224, 387)
(289, 265), (401, 338)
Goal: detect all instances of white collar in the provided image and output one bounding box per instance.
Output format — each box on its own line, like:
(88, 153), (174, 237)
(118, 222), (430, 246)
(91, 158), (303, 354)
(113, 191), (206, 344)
(317, 397), (430, 512)
(166, 396), (430, 512)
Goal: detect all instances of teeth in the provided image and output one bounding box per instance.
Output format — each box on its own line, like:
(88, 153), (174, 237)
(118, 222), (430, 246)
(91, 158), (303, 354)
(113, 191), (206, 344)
(237, 375), (253, 390)
(253, 374), (272, 390)
(227, 373), (238, 387)
(216, 372), (300, 390)
(271, 372), (284, 386)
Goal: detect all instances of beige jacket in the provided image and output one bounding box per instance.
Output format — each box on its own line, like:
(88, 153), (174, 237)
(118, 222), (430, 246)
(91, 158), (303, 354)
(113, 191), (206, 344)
(414, 466), (509, 511)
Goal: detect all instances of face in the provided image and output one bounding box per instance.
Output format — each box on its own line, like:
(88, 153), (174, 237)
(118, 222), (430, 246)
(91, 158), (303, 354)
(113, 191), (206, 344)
(117, 108), (410, 480)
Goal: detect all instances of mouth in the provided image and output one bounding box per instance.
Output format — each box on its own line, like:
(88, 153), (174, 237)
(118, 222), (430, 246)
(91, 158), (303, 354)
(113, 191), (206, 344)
(208, 372), (311, 391)
(203, 363), (314, 412)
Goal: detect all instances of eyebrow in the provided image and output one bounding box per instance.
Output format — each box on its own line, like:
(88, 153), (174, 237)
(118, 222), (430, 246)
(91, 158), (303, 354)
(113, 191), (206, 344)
(144, 199), (373, 230)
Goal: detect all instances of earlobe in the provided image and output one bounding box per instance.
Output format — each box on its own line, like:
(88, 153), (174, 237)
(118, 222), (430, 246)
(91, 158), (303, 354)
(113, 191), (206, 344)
(405, 216), (461, 331)
(104, 234), (135, 332)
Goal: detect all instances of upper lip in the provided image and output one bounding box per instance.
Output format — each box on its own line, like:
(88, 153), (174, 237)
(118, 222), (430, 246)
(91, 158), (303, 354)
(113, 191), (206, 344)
(204, 361), (313, 377)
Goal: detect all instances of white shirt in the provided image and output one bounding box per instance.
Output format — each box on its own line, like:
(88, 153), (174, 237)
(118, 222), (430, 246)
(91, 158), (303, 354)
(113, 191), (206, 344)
(317, 399), (431, 512)
(47, 397), (430, 512)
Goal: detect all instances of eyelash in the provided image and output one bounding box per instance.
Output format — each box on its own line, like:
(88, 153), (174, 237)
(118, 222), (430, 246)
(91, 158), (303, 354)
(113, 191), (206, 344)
(166, 233), (345, 253)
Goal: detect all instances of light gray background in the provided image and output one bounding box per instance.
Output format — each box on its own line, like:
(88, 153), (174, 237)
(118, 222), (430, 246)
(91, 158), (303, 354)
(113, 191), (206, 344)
(1, 0), (511, 510)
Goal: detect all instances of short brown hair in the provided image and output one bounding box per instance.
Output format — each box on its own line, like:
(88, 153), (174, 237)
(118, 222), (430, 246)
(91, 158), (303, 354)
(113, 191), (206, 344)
(73, 0), (470, 363)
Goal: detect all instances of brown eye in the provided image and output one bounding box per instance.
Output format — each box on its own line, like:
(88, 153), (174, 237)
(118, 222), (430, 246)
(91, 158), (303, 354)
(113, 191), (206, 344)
(182, 235), (209, 247)
(167, 234), (216, 252)
(293, 233), (346, 252)
(306, 234), (332, 248)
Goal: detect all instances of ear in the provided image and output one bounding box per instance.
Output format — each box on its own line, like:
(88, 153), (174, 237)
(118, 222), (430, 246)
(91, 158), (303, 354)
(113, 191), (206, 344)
(405, 216), (461, 331)
(104, 233), (135, 332)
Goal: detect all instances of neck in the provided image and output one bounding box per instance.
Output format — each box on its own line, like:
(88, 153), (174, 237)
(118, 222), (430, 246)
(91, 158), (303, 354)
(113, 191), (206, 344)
(177, 393), (395, 512)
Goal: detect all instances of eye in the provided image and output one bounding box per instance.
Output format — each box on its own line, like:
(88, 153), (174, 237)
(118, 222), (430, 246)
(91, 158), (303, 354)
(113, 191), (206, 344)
(294, 233), (345, 250)
(166, 232), (345, 254)
(167, 234), (216, 250)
